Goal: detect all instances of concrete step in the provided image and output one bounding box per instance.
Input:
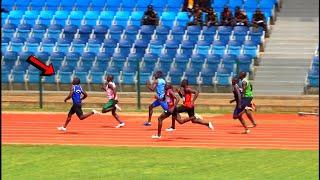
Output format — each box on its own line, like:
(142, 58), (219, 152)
(252, 81), (305, 86)
(260, 61), (311, 66)
(254, 90), (304, 95)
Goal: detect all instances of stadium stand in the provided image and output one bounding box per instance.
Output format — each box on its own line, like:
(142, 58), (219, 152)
(1, 0), (281, 92)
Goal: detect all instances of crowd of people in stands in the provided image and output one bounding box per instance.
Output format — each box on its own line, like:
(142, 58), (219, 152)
(141, 0), (268, 34)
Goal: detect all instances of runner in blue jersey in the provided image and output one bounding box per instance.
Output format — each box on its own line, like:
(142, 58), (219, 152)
(57, 77), (98, 132)
(144, 71), (169, 126)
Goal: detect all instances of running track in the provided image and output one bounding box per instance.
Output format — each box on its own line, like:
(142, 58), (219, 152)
(2, 113), (319, 150)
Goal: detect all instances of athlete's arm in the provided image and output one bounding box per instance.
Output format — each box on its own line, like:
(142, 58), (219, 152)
(81, 89), (88, 100)
(146, 79), (157, 91)
(242, 80), (247, 92)
(64, 86), (73, 102)
(235, 86), (242, 108)
(175, 88), (183, 98)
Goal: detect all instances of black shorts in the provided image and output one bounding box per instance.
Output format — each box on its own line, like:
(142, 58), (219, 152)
(68, 103), (83, 118)
(167, 106), (178, 118)
(177, 105), (195, 117)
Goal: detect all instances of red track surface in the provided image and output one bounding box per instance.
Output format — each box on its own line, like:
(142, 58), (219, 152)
(2, 113), (319, 150)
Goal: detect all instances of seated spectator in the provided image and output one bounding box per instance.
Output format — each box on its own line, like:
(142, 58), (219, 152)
(205, 8), (218, 27)
(198, 0), (212, 12)
(234, 6), (241, 17)
(220, 6), (234, 26)
(235, 9), (248, 26)
(182, 0), (198, 14)
(252, 8), (268, 32)
(188, 5), (203, 26)
(141, 5), (159, 26)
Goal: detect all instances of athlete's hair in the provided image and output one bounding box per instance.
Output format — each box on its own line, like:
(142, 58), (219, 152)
(154, 71), (162, 78)
(181, 79), (188, 87)
(232, 77), (239, 85)
(239, 71), (247, 79)
(106, 75), (113, 81)
(72, 77), (80, 85)
(166, 83), (173, 90)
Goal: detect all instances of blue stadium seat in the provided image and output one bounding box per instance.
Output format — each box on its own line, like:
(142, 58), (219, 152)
(25, 37), (41, 53)
(16, 24), (32, 39)
(202, 26), (217, 43)
(160, 12), (176, 28)
(233, 26), (249, 43)
(154, 26), (170, 43)
(31, 24), (46, 39)
(215, 69), (232, 86)
(149, 39), (163, 55)
(134, 39), (149, 56)
(53, 11), (69, 26)
(221, 54), (237, 73)
(180, 40), (195, 57)
(206, 54), (221, 71)
(99, 11), (115, 26)
(126, 53), (140, 69)
(2, 70), (10, 83)
(87, 39), (101, 54)
(170, 26), (185, 42)
(212, 40), (227, 56)
(169, 67), (183, 85)
(75, 0), (91, 11)
(187, 25), (201, 42)
(176, 12), (189, 27)
(58, 71), (73, 84)
(34, 51), (51, 62)
(118, 39), (133, 56)
(151, 0), (167, 12)
(96, 51), (111, 63)
(60, 0), (75, 10)
(138, 72), (152, 84)
(2, 37), (10, 54)
(22, 11), (39, 26)
(114, 11), (130, 28)
(143, 53), (158, 69)
(248, 28), (264, 45)
(30, 0), (46, 10)
(69, 11), (84, 27)
(71, 39), (86, 53)
(47, 24), (63, 40)
(229, 0), (243, 10)
(79, 25), (93, 41)
(243, 40), (258, 58)
(11, 70), (26, 83)
(63, 25), (78, 42)
(56, 38), (71, 53)
(130, 11), (144, 26)
(244, 0), (258, 13)
(2, 12), (8, 25)
(106, 0), (121, 11)
(108, 25), (124, 40)
(46, 0), (60, 10)
(19, 51), (34, 63)
(50, 52), (65, 69)
(2, 23), (16, 39)
(136, 0), (152, 11)
(200, 66), (215, 85)
(174, 53), (189, 70)
(38, 11), (53, 26)
(140, 25), (156, 41)
(157, 53), (172, 71)
(238, 54), (253, 73)
(81, 51), (96, 64)
(164, 39), (179, 57)
(121, 72), (136, 84)
(8, 10), (24, 25)
(166, 0), (182, 11)
(213, 0), (228, 13)
(2, 0), (15, 10)
(227, 40), (242, 56)
(26, 71), (40, 83)
(43, 74), (57, 83)
(94, 25), (108, 40)
(10, 37), (25, 53)
(113, 51), (127, 69)
(90, 71), (105, 84)
(124, 25), (140, 41)
(259, 1), (275, 19)
(217, 26), (233, 43)
(121, 0), (136, 11)
(184, 67), (199, 85)
(84, 11), (99, 26)
(74, 71), (89, 83)
(102, 38), (116, 56)
(91, 0), (106, 11)
(3, 51), (19, 66)
(307, 74), (319, 87)
(196, 40), (211, 55)
(190, 53), (205, 71)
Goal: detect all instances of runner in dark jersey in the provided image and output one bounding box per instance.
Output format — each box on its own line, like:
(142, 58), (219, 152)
(57, 77), (98, 132)
(152, 84), (180, 138)
(173, 79), (214, 130)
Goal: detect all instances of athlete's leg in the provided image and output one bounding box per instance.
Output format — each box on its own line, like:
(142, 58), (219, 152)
(78, 112), (94, 120)
(111, 107), (123, 123)
(245, 110), (257, 127)
(63, 114), (72, 128)
(148, 104), (154, 123)
(238, 115), (249, 133)
(157, 112), (171, 136)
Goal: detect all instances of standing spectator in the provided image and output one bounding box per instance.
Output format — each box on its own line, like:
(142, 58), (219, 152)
(182, 0), (198, 14)
(188, 5), (203, 26)
(252, 8), (268, 33)
(235, 9), (248, 26)
(205, 8), (218, 27)
(141, 5), (159, 26)
(198, 0), (212, 12)
(220, 6), (234, 26)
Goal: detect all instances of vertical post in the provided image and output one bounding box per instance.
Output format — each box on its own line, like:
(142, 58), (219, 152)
(136, 59), (141, 110)
(39, 75), (43, 109)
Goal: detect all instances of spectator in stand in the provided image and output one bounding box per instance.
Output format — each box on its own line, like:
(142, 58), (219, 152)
(205, 8), (218, 27)
(252, 8), (268, 33)
(234, 6), (241, 17)
(235, 9), (248, 26)
(182, 0), (198, 14)
(198, 0), (212, 12)
(188, 4), (203, 26)
(220, 6), (234, 26)
(141, 5), (159, 26)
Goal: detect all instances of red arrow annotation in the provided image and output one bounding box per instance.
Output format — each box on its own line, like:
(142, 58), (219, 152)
(26, 55), (55, 76)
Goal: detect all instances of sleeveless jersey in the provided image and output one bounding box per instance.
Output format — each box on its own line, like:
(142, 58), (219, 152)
(72, 85), (83, 104)
(232, 84), (241, 104)
(242, 78), (253, 98)
(166, 89), (175, 109)
(106, 82), (118, 100)
(156, 78), (166, 99)
(183, 87), (193, 108)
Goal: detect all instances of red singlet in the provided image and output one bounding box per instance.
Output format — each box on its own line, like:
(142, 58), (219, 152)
(183, 87), (193, 108)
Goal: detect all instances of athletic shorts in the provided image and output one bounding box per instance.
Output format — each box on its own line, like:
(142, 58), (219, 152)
(177, 105), (195, 117)
(103, 99), (118, 110)
(167, 106), (178, 118)
(68, 103), (83, 118)
(233, 97), (253, 117)
(152, 99), (169, 112)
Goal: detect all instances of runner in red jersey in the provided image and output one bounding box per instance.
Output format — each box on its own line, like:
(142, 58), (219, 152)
(168, 79), (214, 131)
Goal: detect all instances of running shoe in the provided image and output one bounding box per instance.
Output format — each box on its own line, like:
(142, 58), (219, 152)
(151, 135), (161, 139)
(208, 122), (214, 131)
(143, 122), (152, 126)
(116, 122), (125, 128)
(57, 126), (67, 132)
(165, 127), (176, 132)
(243, 129), (250, 134)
